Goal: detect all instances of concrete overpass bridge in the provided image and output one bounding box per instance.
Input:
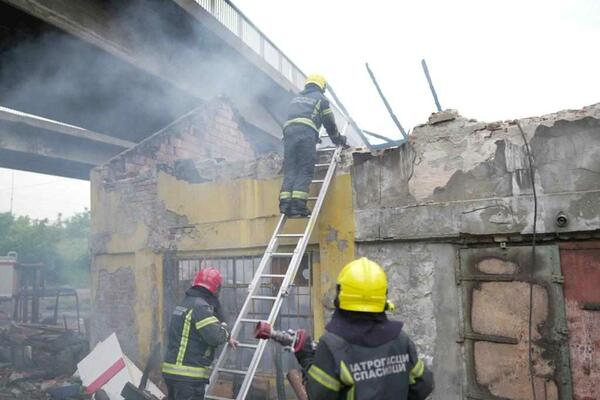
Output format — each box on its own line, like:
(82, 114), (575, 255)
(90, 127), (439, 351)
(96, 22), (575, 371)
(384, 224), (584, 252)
(0, 0), (364, 179)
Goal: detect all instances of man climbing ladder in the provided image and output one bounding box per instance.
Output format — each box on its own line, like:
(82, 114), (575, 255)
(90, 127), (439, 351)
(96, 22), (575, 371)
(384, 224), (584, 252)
(279, 74), (347, 218)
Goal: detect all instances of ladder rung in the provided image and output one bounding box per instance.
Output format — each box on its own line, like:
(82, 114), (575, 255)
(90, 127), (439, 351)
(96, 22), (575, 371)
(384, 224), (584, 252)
(312, 180), (325, 184)
(276, 234), (304, 238)
(271, 252), (294, 257)
(308, 196), (318, 201)
(317, 147), (335, 152)
(237, 343), (259, 349)
(240, 318), (261, 323)
(205, 396), (234, 400)
(315, 163), (330, 167)
(218, 368), (248, 375)
(261, 274), (286, 278)
(251, 295), (277, 300)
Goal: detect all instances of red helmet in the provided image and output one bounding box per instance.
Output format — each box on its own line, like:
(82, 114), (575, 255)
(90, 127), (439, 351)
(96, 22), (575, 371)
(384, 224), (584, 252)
(192, 268), (223, 294)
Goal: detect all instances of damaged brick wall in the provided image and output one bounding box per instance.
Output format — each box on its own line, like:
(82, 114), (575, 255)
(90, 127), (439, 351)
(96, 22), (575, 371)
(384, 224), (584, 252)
(90, 98), (277, 361)
(93, 100), (262, 256)
(93, 266), (139, 360)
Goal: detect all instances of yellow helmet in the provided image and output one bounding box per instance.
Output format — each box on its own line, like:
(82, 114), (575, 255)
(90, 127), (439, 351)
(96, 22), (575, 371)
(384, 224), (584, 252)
(305, 74), (327, 91)
(337, 257), (388, 313)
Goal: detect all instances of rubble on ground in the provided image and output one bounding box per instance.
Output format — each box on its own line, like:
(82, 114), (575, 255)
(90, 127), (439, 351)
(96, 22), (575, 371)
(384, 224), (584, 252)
(0, 323), (89, 399)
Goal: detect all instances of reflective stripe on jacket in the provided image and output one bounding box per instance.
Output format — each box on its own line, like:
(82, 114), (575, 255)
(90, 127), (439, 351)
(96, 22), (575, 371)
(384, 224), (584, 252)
(284, 85), (339, 139)
(306, 331), (432, 400)
(162, 292), (229, 381)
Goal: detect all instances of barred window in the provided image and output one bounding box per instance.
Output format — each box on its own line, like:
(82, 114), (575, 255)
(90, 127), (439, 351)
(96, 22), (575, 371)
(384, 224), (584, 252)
(169, 253), (313, 397)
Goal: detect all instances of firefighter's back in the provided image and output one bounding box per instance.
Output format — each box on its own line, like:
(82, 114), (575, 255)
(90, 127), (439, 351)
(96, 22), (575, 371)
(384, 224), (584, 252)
(319, 330), (417, 399)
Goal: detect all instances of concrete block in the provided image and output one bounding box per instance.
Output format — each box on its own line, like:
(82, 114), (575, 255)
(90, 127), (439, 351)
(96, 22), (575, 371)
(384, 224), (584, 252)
(427, 109), (459, 125)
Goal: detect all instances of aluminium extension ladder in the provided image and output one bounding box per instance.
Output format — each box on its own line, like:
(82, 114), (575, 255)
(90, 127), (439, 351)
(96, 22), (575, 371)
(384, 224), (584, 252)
(205, 122), (349, 400)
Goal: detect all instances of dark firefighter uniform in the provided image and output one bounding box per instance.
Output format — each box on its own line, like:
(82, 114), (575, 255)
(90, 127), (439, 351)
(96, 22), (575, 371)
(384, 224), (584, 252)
(162, 284), (229, 399)
(295, 258), (434, 400)
(279, 74), (345, 217)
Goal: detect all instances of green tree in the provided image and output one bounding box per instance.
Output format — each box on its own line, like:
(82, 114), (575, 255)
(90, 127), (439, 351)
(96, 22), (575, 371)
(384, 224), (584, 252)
(55, 210), (91, 287)
(0, 211), (90, 288)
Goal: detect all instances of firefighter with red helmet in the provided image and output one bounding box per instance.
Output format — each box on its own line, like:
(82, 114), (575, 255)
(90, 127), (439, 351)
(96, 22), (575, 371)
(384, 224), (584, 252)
(162, 267), (238, 399)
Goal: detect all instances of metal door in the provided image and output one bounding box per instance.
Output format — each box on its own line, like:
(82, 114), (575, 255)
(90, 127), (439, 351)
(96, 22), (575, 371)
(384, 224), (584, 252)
(559, 242), (600, 400)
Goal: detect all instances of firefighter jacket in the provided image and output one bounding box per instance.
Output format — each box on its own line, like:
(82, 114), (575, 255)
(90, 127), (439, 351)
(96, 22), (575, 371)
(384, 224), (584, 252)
(296, 309), (434, 400)
(284, 84), (341, 141)
(162, 287), (230, 382)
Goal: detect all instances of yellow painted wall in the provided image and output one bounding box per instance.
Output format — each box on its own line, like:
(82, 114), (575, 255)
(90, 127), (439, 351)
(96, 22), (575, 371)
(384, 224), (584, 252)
(91, 171), (165, 362)
(157, 172), (322, 250)
(314, 174), (356, 335)
(92, 168), (355, 362)
(156, 171), (355, 336)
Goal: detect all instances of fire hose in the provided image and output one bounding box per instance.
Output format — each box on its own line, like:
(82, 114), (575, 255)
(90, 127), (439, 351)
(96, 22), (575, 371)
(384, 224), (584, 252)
(254, 321), (316, 353)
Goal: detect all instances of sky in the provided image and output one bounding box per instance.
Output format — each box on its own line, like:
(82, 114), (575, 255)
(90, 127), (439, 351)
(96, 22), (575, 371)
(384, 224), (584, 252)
(1, 0), (598, 219)
(0, 168), (89, 220)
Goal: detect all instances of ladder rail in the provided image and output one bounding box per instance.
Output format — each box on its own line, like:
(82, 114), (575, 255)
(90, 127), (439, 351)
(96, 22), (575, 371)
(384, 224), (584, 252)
(206, 214), (286, 387)
(207, 121), (349, 400)
(235, 123), (348, 399)
(236, 145), (343, 400)
(269, 145), (342, 323)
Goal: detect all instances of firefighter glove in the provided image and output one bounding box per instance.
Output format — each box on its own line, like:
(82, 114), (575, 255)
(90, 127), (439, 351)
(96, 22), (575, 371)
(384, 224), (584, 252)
(294, 335), (316, 372)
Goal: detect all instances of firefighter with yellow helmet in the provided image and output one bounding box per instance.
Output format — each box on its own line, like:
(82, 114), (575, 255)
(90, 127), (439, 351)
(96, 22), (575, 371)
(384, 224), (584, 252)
(279, 74), (347, 218)
(294, 258), (434, 400)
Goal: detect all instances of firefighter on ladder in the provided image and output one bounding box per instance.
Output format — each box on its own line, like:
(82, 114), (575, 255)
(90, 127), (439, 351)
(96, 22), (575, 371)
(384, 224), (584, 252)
(279, 74), (347, 218)
(294, 258), (434, 400)
(162, 268), (238, 400)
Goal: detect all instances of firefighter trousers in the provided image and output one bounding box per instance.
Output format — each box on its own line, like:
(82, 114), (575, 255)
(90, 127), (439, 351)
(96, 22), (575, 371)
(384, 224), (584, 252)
(280, 125), (317, 201)
(165, 379), (206, 400)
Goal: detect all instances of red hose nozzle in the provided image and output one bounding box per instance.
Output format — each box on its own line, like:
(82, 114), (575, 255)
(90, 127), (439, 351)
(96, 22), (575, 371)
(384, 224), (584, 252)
(254, 321), (272, 340)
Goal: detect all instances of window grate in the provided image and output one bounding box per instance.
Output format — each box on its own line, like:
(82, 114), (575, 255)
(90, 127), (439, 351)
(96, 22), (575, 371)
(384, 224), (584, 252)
(170, 254), (313, 377)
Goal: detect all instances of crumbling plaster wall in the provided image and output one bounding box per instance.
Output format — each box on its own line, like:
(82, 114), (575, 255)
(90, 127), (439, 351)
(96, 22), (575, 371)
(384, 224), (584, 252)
(90, 96), (356, 363)
(351, 103), (600, 399)
(353, 103), (600, 241)
(357, 242), (463, 398)
(90, 98), (277, 362)
(157, 150), (356, 337)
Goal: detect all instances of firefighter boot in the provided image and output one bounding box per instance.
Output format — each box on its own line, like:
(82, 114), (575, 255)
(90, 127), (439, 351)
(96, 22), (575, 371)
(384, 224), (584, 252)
(289, 199), (311, 218)
(279, 198), (291, 215)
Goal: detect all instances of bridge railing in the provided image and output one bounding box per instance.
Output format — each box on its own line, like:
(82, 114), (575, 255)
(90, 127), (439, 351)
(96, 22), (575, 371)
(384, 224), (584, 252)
(195, 0), (306, 90)
(194, 0), (370, 148)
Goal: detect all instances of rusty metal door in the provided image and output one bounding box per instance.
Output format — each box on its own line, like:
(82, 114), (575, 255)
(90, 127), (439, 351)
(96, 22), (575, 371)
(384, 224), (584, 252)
(559, 242), (600, 400)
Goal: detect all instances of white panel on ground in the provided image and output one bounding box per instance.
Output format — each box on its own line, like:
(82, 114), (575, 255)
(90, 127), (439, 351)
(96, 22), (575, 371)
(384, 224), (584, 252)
(77, 333), (165, 400)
